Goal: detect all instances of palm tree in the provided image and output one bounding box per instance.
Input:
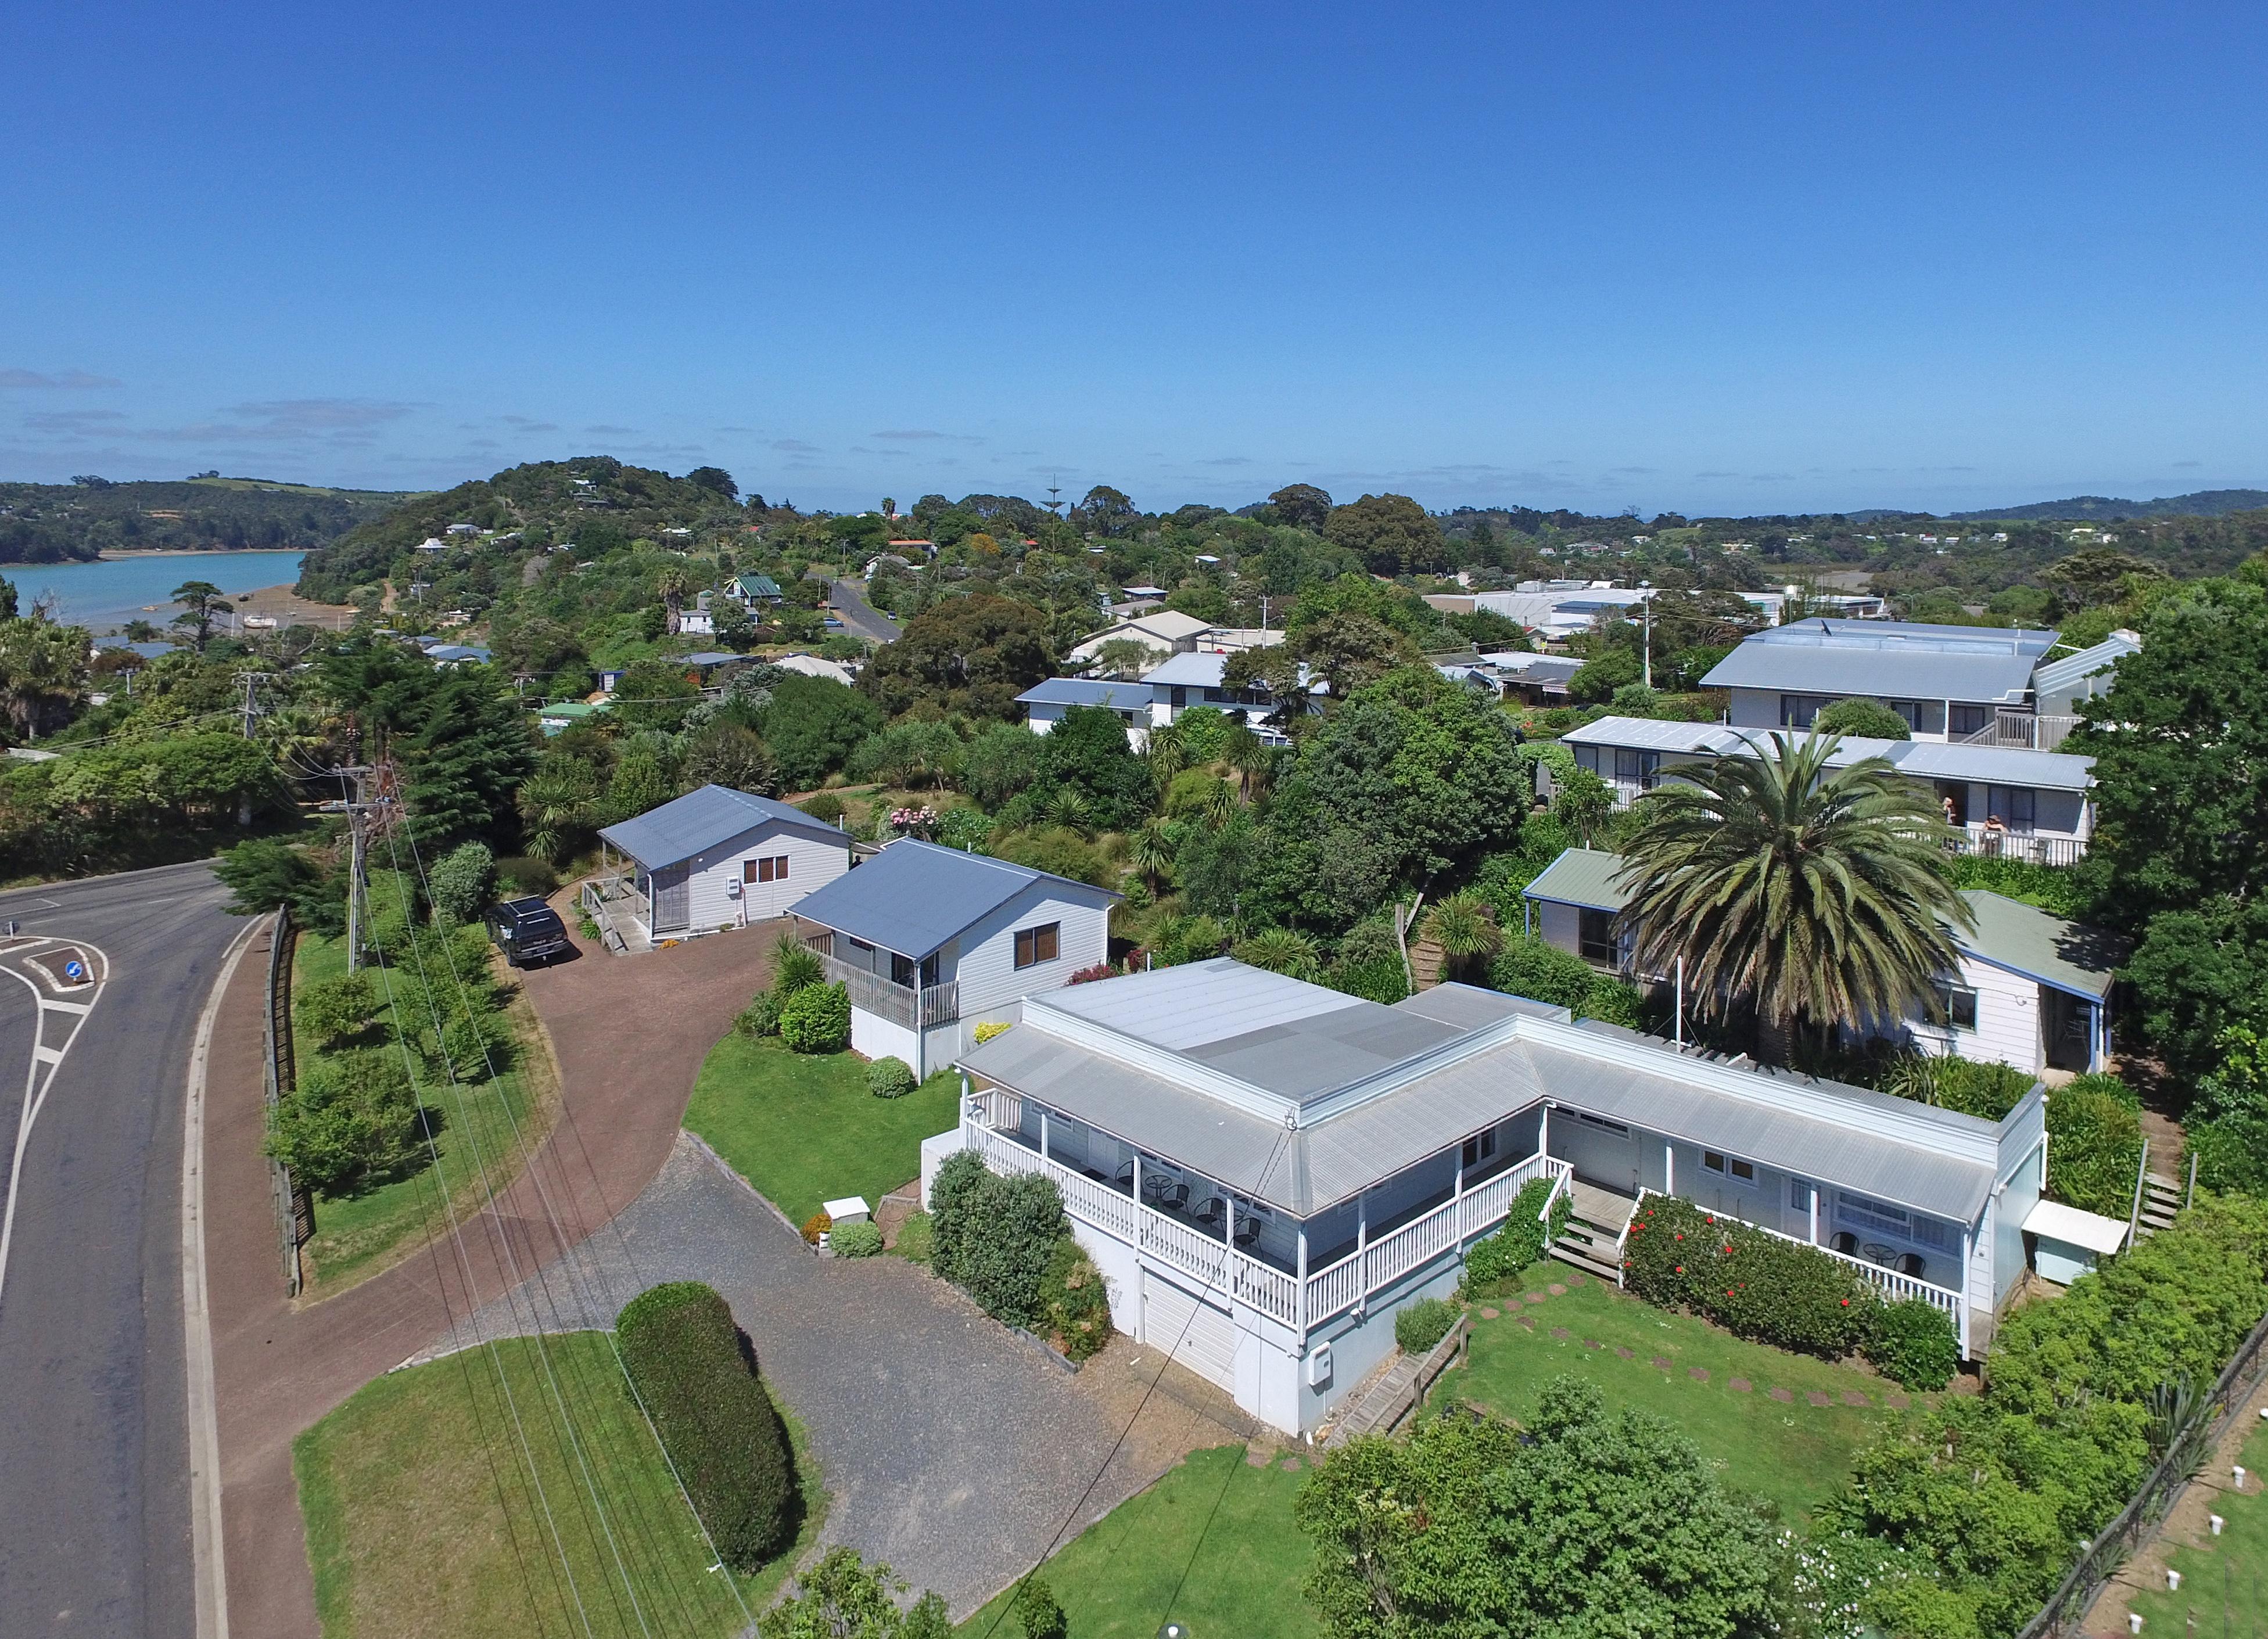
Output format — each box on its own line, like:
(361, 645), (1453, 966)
(1130, 818), (1176, 895)
(1044, 786), (1092, 835)
(1232, 926), (1322, 982)
(656, 565), (688, 634)
(516, 759), (603, 865)
(1420, 890), (1502, 982)
(1146, 721), (1189, 796)
(1223, 724), (1273, 802)
(1615, 732), (1971, 1063)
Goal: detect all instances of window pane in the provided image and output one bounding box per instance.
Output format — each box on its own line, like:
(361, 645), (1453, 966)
(1730, 1158), (1756, 1181)
(776, 854), (789, 879)
(1034, 923), (1060, 964)
(1014, 929), (1034, 968)
(744, 860), (761, 883)
(1703, 1151), (1725, 1173)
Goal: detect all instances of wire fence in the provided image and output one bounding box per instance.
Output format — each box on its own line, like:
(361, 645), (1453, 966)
(260, 904), (311, 1296)
(2019, 1302), (2268, 1638)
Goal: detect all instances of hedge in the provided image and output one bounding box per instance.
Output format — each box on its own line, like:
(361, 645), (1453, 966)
(930, 1152), (1114, 1356)
(864, 1056), (917, 1099)
(1395, 1297), (1458, 1354)
(1624, 1195), (1877, 1358)
(830, 1221), (884, 1257)
(1461, 1177), (1567, 1293)
(613, 1282), (794, 1571)
(778, 982), (850, 1054)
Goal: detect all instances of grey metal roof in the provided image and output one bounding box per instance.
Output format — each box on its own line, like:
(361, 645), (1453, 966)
(1702, 620), (2054, 705)
(2033, 631), (2138, 709)
(1393, 983), (1565, 1030)
(790, 837), (1118, 960)
(1522, 847), (1632, 912)
(1563, 716), (1729, 753)
(960, 989), (2002, 1221)
(598, 783), (851, 871)
(1559, 715), (2095, 790)
(1015, 678), (1154, 711)
(1141, 650), (1232, 687)
(1956, 890), (2129, 1000)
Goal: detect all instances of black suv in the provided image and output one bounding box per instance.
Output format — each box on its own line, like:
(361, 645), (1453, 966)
(487, 897), (570, 968)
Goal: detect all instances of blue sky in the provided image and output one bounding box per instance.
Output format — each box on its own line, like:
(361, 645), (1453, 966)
(4, 1), (2263, 516)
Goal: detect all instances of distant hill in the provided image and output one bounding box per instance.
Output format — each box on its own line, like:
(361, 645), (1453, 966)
(1951, 489), (2268, 522)
(0, 476), (416, 565)
(295, 457), (748, 601)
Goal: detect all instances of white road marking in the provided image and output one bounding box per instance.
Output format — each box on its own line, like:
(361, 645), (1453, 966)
(0, 938), (113, 1312)
(40, 998), (92, 1016)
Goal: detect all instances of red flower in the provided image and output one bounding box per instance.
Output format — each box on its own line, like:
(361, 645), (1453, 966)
(1840, 1298), (1849, 1306)
(1675, 1265), (1685, 1274)
(1675, 1233), (1684, 1241)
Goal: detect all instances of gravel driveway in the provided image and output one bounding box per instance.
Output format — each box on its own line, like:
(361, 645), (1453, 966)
(425, 1134), (1224, 1615)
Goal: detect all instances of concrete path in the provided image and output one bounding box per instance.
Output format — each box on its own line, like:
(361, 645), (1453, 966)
(419, 1133), (1235, 1616)
(207, 915), (781, 1639)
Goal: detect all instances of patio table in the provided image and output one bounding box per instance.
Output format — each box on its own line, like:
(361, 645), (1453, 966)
(1861, 1242), (1899, 1267)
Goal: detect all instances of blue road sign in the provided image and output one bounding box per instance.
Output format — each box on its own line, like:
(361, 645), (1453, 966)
(63, 959), (85, 982)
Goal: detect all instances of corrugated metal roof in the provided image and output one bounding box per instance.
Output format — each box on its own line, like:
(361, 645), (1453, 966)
(598, 783), (851, 871)
(1522, 847), (1632, 912)
(1393, 983), (1564, 1030)
(1956, 890), (2128, 1000)
(1560, 716), (2095, 790)
(1015, 678), (1154, 711)
(2023, 1198), (2128, 1253)
(1702, 620), (2055, 705)
(790, 837), (1118, 959)
(1562, 717), (1732, 753)
(2033, 631), (2139, 705)
(1140, 650), (1232, 686)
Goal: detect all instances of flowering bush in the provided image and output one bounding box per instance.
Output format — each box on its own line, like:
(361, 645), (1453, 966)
(888, 805), (940, 836)
(972, 1020), (1013, 1045)
(1623, 1195), (1875, 1358)
(801, 1210), (832, 1246)
(1065, 962), (1119, 986)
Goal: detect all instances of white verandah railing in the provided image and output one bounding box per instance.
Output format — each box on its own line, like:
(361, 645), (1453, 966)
(813, 948), (959, 1029)
(964, 1093), (1570, 1336)
(1612, 1185), (1969, 1353)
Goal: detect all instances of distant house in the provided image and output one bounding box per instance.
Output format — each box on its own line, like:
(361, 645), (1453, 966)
(1433, 649), (1584, 704)
(792, 839), (1117, 1077)
(729, 573), (784, 606)
(1141, 650), (1312, 741)
(1556, 714), (2099, 865)
(444, 522), (480, 537)
(537, 699), (609, 736)
(1519, 847), (1632, 969)
(413, 537), (448, 553)
(597, 785), (853, 945)
(1064, 609), (1217, 670)
(1698, 619), (2128, 750)
(1014, 678), (1154, 745)
(676, 607), (717, 636)
(1464, 581), (1656, 644)
(421, 643), (491, 667)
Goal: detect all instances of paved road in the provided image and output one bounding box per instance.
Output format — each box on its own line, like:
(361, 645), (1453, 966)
(0, 862), (244, 1639)
(826, 577), (901, 644)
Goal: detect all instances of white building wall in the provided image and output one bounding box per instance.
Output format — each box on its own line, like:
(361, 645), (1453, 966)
(851, 1008), (920, 1070)
(948, 881), (1114, 1017)
(674, 820), (852, 933)
(1914, 955), (2041, 1075)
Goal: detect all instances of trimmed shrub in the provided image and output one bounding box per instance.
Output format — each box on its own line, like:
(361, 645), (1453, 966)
(927, 1151), (989, 1284)
(865, 1056), (917, 1098)
(1488, 934), (1596, 1011)
(735, 990), (784, 1038)
(1887, 1053), (2033, 1120)
(2045, 1073), (2144, 1219)
(778, 982), (850, 1054)
(801, 1211), (832, 1245)
(613, 1281), (794, 1571)
(929, 1152), (1068, 1329)
(495, 855), (559, 898)
(796, 793), (845, 825)
(295, 972), (378, 1049)
(265, 1048), (424, 1193)
(1623, 1195), (1876, 1358)
(972, 1020), (1013, 1045)
(1013, 1578), (1069, 1639)
(1461, 1177), (1566, 1293)
(1325, 952), (1410, 1005)
(893, 1209), (934, 1263)
(1813, 697), (1915, 741)
(1395, 1296), (1459, 1354)
(1039, 1237), (1114, 1361)
(830, 1221), (884, 1257)
(1865, 1299), (1960, 1390)
(1576, 977), (1642, 1027)
(426, 840), (496, 926)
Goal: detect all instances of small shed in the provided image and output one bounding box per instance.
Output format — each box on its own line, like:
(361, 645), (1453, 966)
(1520, 847), (1631, 971)
(2023, 1198), (2129, 1284)
(598, 784), (853, 943)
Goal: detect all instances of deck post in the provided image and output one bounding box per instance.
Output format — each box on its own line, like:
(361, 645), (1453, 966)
(1355, 1197), (1368, 1313)
(1039, 1107), (1049, 1162)
(1296, 1228), (1308, 1346)
(1225, 1196), (1235, 1261)
(1664, 1142), (1674, 1195)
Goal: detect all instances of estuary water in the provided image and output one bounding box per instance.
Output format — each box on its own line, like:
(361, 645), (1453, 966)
(1, 551), (307, 631)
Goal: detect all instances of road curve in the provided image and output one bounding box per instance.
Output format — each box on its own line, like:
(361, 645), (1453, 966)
(0, 861), (243, 1639)
(826, 576), (902, 644)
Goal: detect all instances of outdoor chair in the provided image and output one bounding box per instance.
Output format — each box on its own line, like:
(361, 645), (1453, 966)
(1898, 1252), (1928, 1279)
(1233, 1218), (1262, 1251)
(1830, 1231), (1860, 1256)
(1193, 1197), (1226, 1231)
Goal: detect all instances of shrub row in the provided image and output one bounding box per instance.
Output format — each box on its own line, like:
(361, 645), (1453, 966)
(613, 1281), (795, 1572)
(1622, 1195), (1957, 1388)
(1460, 1176), (1567, 1295)
(733, 936), (849, 1054)
(930, 1151), (1115, 1359)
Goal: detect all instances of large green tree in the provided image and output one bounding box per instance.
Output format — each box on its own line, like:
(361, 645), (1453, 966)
(1298, 1377), (1783, 1639)
(1266, 482), (1333, 530)
(400, 672), (536, 846)
(1035, 706), (1152, 831)
(1617, 731), (1969, 1060)
(1323, 492), (1446, 577)
(0, 614), (91, 739)
(758, 672), (883, 790)
(858, 594), (1053, 720)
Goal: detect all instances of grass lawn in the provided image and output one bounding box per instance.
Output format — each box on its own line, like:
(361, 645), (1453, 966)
(2129, 1421), (2268, 1637)
(683, 1033), (961, 1224)
(957, 1444), (1320, 1639)
(291, 924), (556, 1293)
(1458, 1275), (1913, 1522)
(296, 1331), (825, 1639)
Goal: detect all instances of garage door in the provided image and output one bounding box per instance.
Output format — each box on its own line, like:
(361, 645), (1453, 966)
(1142, 1271), (1237, 1393)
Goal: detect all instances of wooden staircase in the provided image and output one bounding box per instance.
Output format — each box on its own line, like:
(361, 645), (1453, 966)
(2136, 1172), (2184, 1239)
(1551, 1180), (1636, 1281)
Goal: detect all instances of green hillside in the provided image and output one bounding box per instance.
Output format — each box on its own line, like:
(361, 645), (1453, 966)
(0, 477), (415, 564)
(294, 457), (747, 601)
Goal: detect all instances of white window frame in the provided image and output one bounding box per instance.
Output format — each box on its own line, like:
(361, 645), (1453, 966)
(1701, 1149), (1758, 1187)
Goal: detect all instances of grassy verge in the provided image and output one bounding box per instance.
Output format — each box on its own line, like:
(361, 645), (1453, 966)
(956, 1444), (1319, 1639)
(2127, 1421), (2268, 1636)
(290, 923), (558, 1293)
(296, 1331), (825, 1639)
(1458, 1275), (1912, 1521)
(683, 1033), (960, 1224)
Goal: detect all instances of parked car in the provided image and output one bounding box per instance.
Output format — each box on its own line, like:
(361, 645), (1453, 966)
(487, 897), (570, 968)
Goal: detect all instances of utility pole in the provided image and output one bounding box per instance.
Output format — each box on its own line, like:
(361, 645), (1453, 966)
(321, 759), (382, 973)
(1640, 591), (1653, 691)
(238, 671), (275, 739)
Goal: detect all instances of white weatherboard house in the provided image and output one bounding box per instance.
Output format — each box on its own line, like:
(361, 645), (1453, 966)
(791, 839), (1118, 1078)
(596, 785), (853, 944)
(1520, 847), (2127, 1078)
(932, 959), (2043, 1437)
(1556, 716), (2099, 865)
(1013, 679), (1154, 746)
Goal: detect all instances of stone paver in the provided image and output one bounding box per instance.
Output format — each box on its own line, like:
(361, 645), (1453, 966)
(1547, 1282), (1567, 1296)
(1582, 1338), (1603, 1350)
(1807, 1390), (1833, 1407)
(1770, 1386), (1794, 1403)
(1651, 1356), (1673, 1370)
(1524, 1292), (1548, 1306)
(1688, 1366), (1709, 1381)
(1279, 1457), (1302, 1472)
(1841, 1389), (1871, 1407)
(1885, 1392), (1911, 1409)
(1479, 1306), (1500, 1320)
(1518, 1315), (1536, 1329)
(1616, 1346), (1634, 1359)
(1728, 1376), (1752, 1393)
(1550, 1326), (1570, 1339)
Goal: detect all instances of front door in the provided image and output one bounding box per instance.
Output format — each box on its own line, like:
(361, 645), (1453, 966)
(2043, 987), (2092, 1072)
(651, 865), (690, 933)
(1551, 1110), (1641, 1195)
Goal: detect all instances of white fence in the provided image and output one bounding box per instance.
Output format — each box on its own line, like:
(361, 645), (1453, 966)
(1613, 1185), (1968, 1352)
(814, 949), (959, 1029)
(962, 1108), (1571, 1336)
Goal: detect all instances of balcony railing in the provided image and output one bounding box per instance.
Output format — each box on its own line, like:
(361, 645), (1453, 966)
(1944, 824), (2086, 867)
(1613, 1185), (1968, 1354)
(813, 948), (959, 1029)
(963, 1097), (1569, 1335)
(1959, 710), (2082, 752)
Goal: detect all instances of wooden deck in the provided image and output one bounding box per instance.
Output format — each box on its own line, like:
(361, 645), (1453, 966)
(1567, 1178), (1638, 1234)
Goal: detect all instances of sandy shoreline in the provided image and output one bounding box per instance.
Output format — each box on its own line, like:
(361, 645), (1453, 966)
(93, 548), (311, 560)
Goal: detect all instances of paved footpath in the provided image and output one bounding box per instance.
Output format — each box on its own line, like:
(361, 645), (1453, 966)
(208, 915), (780, 1639)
